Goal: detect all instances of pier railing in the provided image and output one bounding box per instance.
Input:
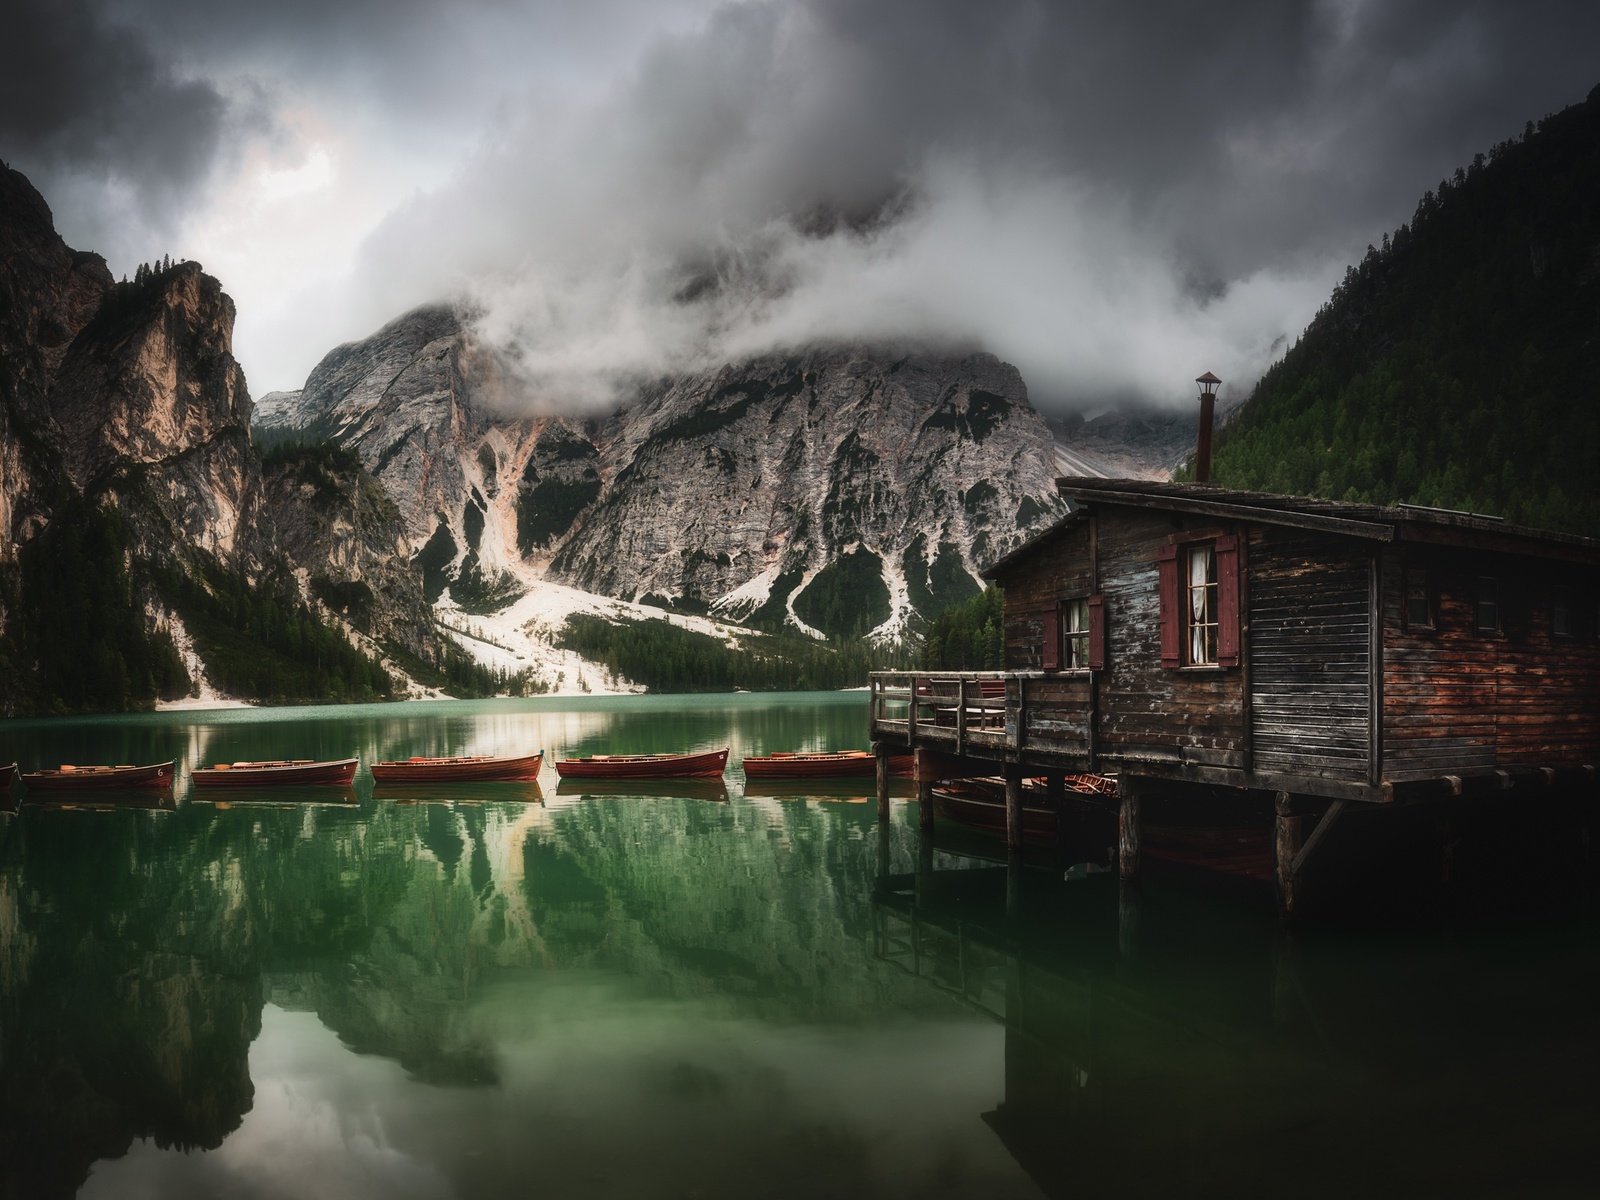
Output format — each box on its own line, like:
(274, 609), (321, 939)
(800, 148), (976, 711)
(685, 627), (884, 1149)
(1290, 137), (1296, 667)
(869, 671), (1092, 761)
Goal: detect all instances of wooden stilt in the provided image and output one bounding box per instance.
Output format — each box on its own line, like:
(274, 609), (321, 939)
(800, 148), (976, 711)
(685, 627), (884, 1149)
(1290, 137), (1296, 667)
(1007, 849), (1023, 920)
(915, 747), (935, 832)
(914, 830), (935, 905)
(1118, 881), (1139, 959)
(873, 742), (891, 824)
(1117, 777), (1141, 882)
(1047, 772), (1070, 858)
(1275, 791), (1305, 920)
(1005, 766), (1024, 853)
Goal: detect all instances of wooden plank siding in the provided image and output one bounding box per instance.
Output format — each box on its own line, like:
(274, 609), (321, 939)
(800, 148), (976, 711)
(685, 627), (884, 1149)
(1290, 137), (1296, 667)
(1001, 520), (1092, 672)
(883, 488), (1600, 806)
(1248, 530), (1373, 784)
(1380, 546), (1600, 781)
(1094, 512), (1244, 767)
(994, 510), (1246, 771)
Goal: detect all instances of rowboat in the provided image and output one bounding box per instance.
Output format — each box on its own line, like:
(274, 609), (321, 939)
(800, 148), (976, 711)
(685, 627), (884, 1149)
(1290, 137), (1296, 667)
(370, 751), (543, 785)
(933, 779), (1057, 840)
(0, 764), (15, 794)
(740, 751), (914, 779)
(191, 758), (359, 787)
(21, 761), (176, 791)
(553, 748), (728, 779)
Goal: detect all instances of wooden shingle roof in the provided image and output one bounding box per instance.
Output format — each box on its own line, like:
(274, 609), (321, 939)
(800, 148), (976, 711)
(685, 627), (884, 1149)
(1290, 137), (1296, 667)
(980, 478), (1599, 578)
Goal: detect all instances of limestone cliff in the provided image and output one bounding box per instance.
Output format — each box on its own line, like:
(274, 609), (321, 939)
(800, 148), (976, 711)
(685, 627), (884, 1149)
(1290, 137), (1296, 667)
(272, 308), (1071, 638)
(0, 166), (437, 712)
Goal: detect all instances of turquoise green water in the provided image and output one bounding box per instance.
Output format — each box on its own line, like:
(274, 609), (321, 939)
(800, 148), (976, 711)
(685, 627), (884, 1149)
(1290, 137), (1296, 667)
(1, 693), (1597, 1199)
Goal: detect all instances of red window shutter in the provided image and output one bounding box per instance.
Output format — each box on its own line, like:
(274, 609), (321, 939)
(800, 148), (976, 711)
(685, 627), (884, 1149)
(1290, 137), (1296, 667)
(1041, 605), (1060, 671)
(1157, 544), (1180, 667)
(1216, 534), (1241, 667)
(1087, 593), (1106, 670)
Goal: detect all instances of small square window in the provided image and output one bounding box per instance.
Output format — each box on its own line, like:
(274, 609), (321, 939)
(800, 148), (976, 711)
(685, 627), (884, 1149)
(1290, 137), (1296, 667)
(1405, 567), (1433, 629)
(1476, 577), (1499, 633)
(1186, 544), (1218, 665)
(1552, 586), (1572, 639)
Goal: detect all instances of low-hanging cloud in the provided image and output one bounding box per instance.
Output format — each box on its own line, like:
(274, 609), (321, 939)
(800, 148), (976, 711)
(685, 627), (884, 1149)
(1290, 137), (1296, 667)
(1, 0), (246, 268)
(348, 0), (1600, 413)
(7, 0), (1599, 408)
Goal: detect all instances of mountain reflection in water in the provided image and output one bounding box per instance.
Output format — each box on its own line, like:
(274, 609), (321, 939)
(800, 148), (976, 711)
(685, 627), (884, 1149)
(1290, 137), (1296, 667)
(0, 694), (1594, 1199)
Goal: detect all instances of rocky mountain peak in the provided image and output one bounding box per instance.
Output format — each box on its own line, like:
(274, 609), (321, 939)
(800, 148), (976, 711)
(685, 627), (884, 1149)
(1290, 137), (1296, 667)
(51, 260), (252, 499)
(261, 314), (1070, 639)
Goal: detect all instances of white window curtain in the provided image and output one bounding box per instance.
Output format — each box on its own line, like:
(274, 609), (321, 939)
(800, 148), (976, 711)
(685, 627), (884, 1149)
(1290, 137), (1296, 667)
(1189, 547), (1210, 663)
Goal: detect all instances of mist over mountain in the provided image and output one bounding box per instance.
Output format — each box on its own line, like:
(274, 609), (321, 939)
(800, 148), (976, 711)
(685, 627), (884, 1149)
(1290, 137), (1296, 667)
(7, 1), (1597, 409)
(260, 307), (1074, 641)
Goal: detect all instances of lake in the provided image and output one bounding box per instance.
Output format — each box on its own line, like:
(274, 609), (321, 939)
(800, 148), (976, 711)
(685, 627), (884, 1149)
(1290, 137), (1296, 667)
(1, 692), (1597, 1199)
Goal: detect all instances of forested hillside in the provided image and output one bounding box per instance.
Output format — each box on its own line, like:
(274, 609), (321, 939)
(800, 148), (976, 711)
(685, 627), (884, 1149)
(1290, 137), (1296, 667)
(1208, 84), (1600, 535)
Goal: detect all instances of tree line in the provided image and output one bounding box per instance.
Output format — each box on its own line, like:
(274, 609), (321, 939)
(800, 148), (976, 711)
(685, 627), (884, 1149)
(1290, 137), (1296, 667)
(559, 614), (912, 692)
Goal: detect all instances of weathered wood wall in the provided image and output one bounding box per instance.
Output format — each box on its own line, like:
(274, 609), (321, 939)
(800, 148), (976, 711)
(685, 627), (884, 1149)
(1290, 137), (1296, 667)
(1382, 545), (1600, 781)
(1001, 518), (1091, 671)
(996, 510), (1245, 770)
(991, 501), (1598, 795)
(1249, 531), (1373, 783)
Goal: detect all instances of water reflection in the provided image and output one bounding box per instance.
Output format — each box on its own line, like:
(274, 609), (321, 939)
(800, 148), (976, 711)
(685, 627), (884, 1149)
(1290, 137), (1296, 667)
(0, 695), (1595, 1198)
(552, 778), (731, 803)
(875, 849), (1600, 1200)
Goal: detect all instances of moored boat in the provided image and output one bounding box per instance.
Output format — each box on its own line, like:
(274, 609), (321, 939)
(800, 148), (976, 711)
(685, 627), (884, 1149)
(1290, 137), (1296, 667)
(933, 778), (1057, 840)
(370, 751), (544, 784)
(553, 748), (728, 779)
(0, 764), (15, 794)
(21, 761), (176, 791)
(740, 750), (914, 779)
(191, 757), (359, 787)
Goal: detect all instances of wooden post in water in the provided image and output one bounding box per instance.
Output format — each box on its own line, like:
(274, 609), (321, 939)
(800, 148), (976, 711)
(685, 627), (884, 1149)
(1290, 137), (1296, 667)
(915, 747), (936, 832)
(1274, 791), (1305, 920)
(1005, 765), (1024, 853)
(1047, 772), (1070, 859)
(1118, 776), (1141, 882)
(1118, 880), (1140, 959)
(1007, 849), (1023, 920)
(874, 742), (891, 824)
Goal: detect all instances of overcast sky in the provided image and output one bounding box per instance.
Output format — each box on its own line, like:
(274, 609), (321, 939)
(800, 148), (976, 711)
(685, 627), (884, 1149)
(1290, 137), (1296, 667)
(4, 0), (1597, 410)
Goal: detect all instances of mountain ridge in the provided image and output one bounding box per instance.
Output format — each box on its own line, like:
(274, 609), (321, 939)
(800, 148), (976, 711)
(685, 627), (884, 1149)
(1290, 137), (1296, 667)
(1208, 85), (1600, 534)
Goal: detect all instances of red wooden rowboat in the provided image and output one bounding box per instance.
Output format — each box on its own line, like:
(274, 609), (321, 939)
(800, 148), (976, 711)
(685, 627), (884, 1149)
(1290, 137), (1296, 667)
(554, 748), (728, 779)
(191, 758), (359, 787)
(741, 751), (914, 779)
(21, 761), (175, 791)
(370, 751), (543, 784)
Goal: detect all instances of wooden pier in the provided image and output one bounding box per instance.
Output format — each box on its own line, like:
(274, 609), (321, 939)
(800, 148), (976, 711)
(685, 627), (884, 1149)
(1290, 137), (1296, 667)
(872, 480), (1600, 918)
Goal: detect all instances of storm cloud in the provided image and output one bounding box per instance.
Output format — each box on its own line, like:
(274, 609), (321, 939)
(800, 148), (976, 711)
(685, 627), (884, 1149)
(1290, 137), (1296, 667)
(5, 0), (1597, 408)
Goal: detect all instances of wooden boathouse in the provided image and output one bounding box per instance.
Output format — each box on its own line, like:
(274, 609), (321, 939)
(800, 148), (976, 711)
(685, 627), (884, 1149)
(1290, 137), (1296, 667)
(870, 478), (1600, 915)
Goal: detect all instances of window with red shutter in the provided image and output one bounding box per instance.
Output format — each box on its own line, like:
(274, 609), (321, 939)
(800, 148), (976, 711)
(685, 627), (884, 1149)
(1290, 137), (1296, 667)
(1087, 594), (1106, 670)
(1161, 537), (1241, 668)
(1216, 534), (1240, 666)
(1157, 544), (1180, 667)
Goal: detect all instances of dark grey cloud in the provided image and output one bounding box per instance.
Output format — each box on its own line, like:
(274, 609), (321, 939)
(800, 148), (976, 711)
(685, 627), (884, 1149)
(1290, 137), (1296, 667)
(1, 0), (237, 259)
(4, 0), (1596, 402)
(349, 0), (1600, 408)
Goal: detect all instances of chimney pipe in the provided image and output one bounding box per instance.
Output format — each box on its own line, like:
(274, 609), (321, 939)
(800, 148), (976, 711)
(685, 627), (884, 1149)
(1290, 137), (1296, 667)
(1194, 371), (1220, 484)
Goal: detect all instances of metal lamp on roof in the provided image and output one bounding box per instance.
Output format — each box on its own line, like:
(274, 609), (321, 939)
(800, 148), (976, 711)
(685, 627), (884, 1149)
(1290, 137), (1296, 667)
(1194, 371), (1220, 484)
